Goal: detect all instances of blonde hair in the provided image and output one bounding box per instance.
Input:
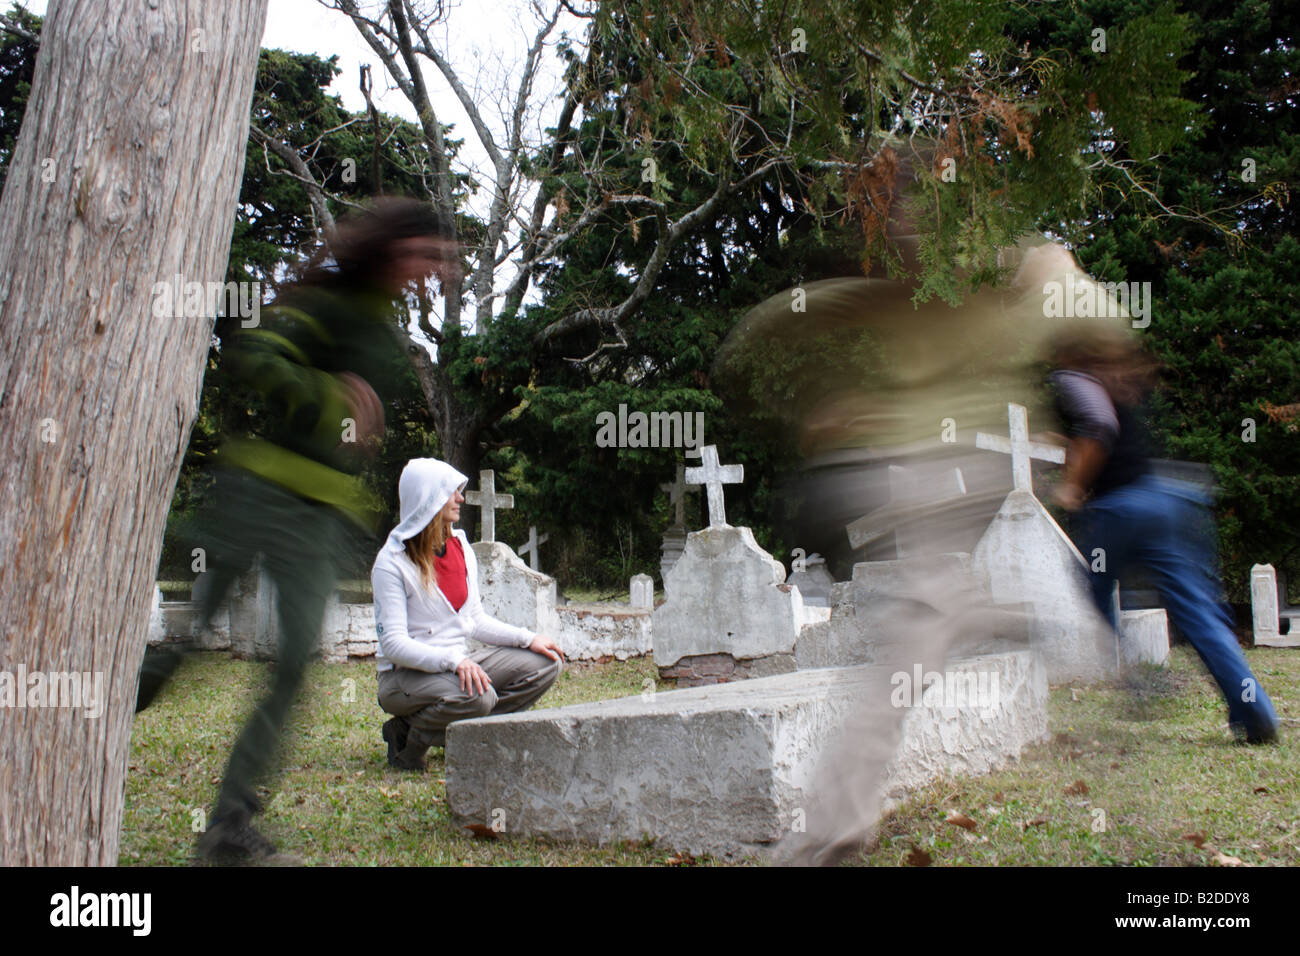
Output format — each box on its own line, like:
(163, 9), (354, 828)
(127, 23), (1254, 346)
(403, 497), (459, 594)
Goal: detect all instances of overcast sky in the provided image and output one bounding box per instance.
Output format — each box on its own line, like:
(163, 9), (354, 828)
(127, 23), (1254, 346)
(17, 0), (583, 220)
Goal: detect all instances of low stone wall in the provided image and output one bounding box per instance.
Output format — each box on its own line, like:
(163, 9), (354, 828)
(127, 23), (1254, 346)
(556, 603), (652, 661)
(149, 594), (654, 664)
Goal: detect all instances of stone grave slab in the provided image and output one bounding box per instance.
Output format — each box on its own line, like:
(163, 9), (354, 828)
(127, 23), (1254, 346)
(446, 648), (1047, 860)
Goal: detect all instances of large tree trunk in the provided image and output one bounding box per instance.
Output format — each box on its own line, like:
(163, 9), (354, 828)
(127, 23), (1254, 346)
(0, 0), (268, 865)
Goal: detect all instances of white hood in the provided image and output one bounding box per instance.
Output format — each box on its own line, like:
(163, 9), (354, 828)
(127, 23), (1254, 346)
(383, 458), (469, 554)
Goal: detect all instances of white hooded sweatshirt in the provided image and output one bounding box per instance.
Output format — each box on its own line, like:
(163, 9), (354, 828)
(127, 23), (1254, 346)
(371, 458), (535, 673)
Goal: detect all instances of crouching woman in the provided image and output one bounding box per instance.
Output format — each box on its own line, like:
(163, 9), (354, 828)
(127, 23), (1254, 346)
(372, 458), (563, 769)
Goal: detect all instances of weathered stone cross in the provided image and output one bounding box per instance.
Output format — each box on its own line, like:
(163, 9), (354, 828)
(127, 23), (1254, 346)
(684, 445), (743, 528)
(518, 525), (549, 572)
(975, 403), (1065, 493)
(465, 469), (514, 543)
(659, 462), (700, 529)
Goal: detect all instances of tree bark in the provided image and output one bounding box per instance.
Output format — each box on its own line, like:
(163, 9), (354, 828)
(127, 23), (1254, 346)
(0, 0), (268, 865)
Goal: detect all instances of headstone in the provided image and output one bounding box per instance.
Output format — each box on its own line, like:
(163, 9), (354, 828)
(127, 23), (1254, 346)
(517, 526), (549, 572)
(659, 463), (698, 580)
(445, 649), (1047, 861)
(1119, 608), (1170, 668)
(1251, 563), (1296, 647)
(629, 574), (654, 609)
(147, 586), (165, 646)
(971, 491), (1117, 683)
(465, 469), (514, 543)
(971, 403), (1117, 683)
(652, 525), (830, 683)
(223, 559), (278, 660)
(684, 444), (743, 528)
(660, 527), (688, 584)
(473, 541), (561, 641)
(786, 552), (835, 607)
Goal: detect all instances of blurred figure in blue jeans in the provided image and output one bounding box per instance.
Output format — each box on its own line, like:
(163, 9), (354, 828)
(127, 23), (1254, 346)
(1049, 322), (1279, 744)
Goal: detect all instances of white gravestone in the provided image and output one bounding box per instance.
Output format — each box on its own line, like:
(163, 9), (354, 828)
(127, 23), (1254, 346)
(473, 541), (561, 644)
(630, 574), (654, 609)
(654, 447), (830, 681)
(971, 404), (1118, 683)
(660, 463), (699, 580)
(786, 552), (835, 607)
(518, 526), (549, 572)
(1251, 563), (1296, 647)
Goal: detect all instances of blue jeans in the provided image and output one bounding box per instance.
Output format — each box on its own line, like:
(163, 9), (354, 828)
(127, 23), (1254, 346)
(1074, 474), (1279, 739)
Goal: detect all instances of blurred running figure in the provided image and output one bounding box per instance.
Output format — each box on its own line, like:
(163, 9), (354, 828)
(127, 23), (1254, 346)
(135, 197), (462, 863)
(1048, 322), (1279, 744)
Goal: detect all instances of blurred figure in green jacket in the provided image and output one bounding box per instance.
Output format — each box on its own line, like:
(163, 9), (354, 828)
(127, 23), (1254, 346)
(137, 197), (460, 863)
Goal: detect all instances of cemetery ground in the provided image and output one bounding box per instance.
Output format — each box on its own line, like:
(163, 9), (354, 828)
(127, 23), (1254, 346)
(120, 645), (1299, 867)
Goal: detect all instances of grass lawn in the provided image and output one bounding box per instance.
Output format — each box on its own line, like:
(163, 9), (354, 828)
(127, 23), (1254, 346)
(121, 644), (1298, 866)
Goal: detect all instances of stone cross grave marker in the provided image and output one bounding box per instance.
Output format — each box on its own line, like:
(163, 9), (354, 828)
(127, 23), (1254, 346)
(975, 403), (1065, 493)
(684, 445), (744, 528)
(659, 462), (700, 529)
(465, 469), (514, 543)
(517, 525), (549, 572)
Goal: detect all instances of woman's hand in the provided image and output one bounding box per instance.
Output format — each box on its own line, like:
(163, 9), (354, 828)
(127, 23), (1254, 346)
(528, 635), (563, 662)
(455, 657), (492, 697)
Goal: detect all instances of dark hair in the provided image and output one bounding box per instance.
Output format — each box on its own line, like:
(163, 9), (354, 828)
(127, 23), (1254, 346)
(300, 196), (457, 288)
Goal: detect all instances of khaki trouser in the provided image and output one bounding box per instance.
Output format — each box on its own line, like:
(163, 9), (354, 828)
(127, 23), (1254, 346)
(377, 646), (561, 748)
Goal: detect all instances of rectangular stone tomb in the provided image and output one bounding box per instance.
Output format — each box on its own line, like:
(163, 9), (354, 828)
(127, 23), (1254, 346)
(446, 649), (1047, 860)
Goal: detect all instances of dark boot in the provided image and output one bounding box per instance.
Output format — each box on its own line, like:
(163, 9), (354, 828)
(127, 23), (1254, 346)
(381, 717), (410, 766)
(389, 726), (437, 771)
(195, 807), (295, 865)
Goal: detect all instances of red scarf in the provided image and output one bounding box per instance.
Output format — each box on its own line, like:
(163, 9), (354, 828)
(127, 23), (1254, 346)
(433, 535), (468, 611)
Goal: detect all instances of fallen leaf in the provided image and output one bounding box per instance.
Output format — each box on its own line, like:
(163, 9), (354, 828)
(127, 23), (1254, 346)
(1025, 815), (1048, 828)
(945, 810), (977, 831)
(992, 791), (1005, 803)
(1109, 762), (1121, 770)
(378, 786), (400, 799)
(1064, 780), (1090, 796)
(1183, 832), (1206, 849)
(354, 770), (365, 777)
(1253, 786), (1269, 794)
(464, 824), (499, 841)
(1212, 851), (1244, 867)
(664, 852), (697, 866)
(905, 847), (932, 866)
